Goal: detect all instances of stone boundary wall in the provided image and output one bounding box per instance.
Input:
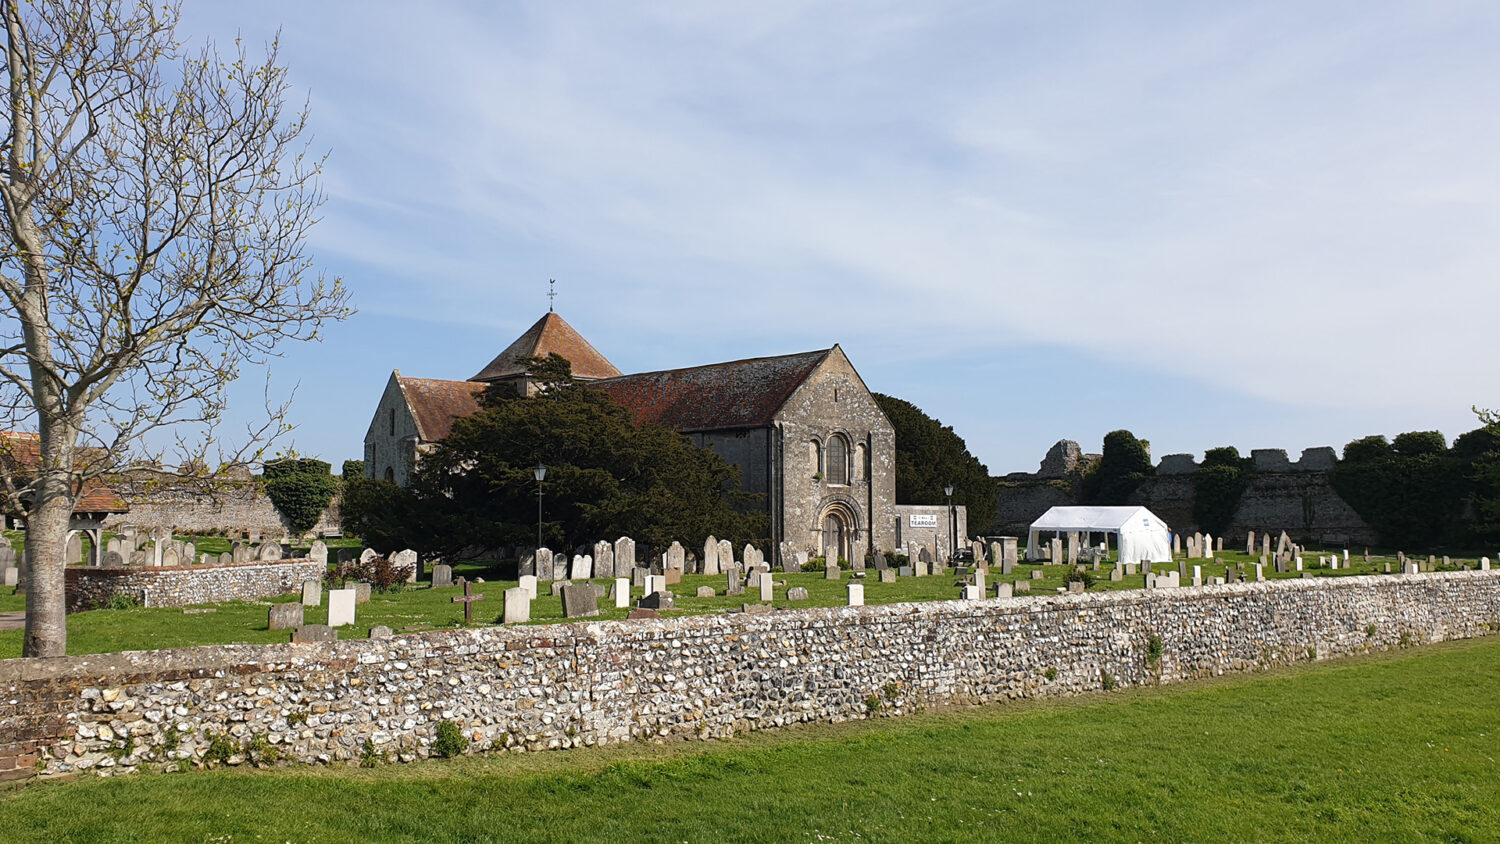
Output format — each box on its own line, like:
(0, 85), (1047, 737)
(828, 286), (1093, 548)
(2, 571), (1497, 781)
(64, 558), (324, 612)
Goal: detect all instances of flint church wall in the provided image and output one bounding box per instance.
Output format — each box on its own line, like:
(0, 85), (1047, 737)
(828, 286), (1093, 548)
(2, 569), (1495, 780)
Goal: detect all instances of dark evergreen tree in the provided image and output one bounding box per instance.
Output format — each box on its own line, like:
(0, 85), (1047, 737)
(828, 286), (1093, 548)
(872, 393), (997, 533)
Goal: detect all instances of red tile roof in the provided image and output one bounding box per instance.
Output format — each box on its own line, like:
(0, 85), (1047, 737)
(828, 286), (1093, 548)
(0, 432), (128, 514)
(470, 313), (622, 383)
(593, 349), (832, 432)
(396, 377), (485, 442)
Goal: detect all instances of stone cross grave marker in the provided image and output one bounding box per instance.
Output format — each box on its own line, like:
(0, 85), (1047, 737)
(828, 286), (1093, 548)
(451, 580), (485, 624)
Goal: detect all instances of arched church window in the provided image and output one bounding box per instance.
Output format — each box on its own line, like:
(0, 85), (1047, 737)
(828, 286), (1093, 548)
(384, 466), (395, 482)
(826, 434), (849, 485)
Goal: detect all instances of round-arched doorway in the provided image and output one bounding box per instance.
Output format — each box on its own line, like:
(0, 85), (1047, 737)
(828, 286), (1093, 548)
(822, 511), (847, 562)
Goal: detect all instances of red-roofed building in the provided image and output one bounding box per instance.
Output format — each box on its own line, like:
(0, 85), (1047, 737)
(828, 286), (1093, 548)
(1, 431), (128, 566)
(363, 313), (898, 562)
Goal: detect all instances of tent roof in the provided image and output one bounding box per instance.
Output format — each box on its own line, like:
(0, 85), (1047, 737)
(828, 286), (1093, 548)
(1029, 506), (1167, 533)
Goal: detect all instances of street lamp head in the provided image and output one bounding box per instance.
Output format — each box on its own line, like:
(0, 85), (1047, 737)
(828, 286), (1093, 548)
(533, 464), (547, 482)
(944, 483), (954, 498)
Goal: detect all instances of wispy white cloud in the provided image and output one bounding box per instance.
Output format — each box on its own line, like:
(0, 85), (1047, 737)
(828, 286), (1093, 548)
(182, 0), (1500, 465)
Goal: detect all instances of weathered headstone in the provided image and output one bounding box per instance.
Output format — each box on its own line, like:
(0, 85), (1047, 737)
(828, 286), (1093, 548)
(1110, 565), (1123, 582)
(898, 565), (913, 577)
(696, 586), (717, 598)
(847, 583), (865, 606)
(257, 542), (282, 562)
(1032, 569), (1044, 580)
(551, 580), (571, 597)
(308, 540), (328, 564)
(614, 536), (636, 578)
(1014, 580), (1031, 593)
(3, 566), (18, 586)
(561, 582), (600, 618)
(327, 589), (356, 627)
(663, 568), (682, 586)
(533, 547), (553, 581)
(879, 568), (897, 583)
(1192, 565), (1202, 587)
(1482, 557), (1492, 571)
(995, 581), (1014, 598)
(354, 582), (372, 604)
(519, 574), (538, 600)
(502, 587), (531, 623)
(360, 547), (378, 564)
(1246, 531), (1256, 555)
(613, 577), (631, 608)
(786, 586), (809, 601)
(101, 551), (124, 569)
(369, 625), (393, 639)
(1067, 581), (1084, 594)
(666, 541), (686, 572)
(431, 564), (453, 589)
(291, 624), (336, 643)
(702, 535), (721, 576)
(760, 573), (774, 601)
(301, 579), (321, 606)
(824, 564), (840, 581)
(645, 574), (665, 597)
(570, 554), (590, 581)
(1255, 563), (1265, 582)
(269, 602), (303, 630)
(632, 567), (648, 588)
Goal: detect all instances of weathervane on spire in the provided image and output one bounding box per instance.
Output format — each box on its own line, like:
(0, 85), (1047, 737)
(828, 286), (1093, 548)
(548, 279), (556, 313)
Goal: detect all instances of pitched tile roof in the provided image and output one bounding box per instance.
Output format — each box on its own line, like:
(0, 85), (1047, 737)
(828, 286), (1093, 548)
(396, 377), (484, 442)
(592, 349), (832, 432)
(0, 431), (128, 514)
(470, 312), (622, 383)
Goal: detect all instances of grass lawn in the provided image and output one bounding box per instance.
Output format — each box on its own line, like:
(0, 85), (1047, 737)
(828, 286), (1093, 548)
(0, 634), (1495, 842)
(0, 549), (1488, 659)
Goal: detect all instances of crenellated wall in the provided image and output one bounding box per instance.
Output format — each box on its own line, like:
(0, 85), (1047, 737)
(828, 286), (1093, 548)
(2, 569), (1495, 781)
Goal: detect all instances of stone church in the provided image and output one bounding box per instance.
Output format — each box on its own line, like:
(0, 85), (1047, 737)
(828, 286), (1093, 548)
(364, 312), (898, 563)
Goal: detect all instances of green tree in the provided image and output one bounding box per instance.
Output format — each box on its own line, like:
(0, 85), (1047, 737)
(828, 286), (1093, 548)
(872, 393), (997, 533)
(262, 459), (338, 535)
(1191, 446), (1253, 536)
(1081, 430), (1155, 505)
(1332, 431), (1463, 548)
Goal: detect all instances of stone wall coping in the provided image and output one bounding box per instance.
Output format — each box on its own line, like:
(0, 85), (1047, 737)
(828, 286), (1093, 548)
(64, 557), (315, 577)
(5, 568), (1495, 685)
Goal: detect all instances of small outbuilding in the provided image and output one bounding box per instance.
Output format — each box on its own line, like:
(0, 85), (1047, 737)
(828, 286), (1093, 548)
(1026, 505), (1171, 566)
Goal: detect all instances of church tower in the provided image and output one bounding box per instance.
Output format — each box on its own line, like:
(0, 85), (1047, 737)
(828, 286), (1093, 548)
(468, 312), (622, 396)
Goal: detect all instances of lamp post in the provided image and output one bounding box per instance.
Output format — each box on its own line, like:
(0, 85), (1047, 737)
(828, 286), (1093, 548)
(944, 482), (955, 563)
(533, 464), (547, 551)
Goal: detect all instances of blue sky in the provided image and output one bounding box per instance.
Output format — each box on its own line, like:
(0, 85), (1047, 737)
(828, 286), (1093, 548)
(180, 1), (1500, 474)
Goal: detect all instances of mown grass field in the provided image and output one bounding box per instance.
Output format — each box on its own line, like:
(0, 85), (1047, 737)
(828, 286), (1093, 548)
(0, 635), (1495, 842)
(0, 545), (1489, 658)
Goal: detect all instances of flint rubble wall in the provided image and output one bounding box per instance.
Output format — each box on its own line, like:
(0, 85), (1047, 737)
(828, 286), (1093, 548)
(2, 570), (1496, 780)
(63, 558), (324, 612)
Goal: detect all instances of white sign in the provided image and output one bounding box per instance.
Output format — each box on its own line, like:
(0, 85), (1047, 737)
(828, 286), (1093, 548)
(909, 514), (938, 528)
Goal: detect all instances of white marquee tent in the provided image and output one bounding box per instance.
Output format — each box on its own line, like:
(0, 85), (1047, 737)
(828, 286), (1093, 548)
(1027, 506), (1172, 566)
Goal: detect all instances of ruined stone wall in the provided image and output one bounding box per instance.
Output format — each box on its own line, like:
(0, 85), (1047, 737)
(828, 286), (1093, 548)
(3, 570), (1495, 780)
(64, 558), (323, 611)
(992, 442), (1375, 546)
(100, 478), (339, 539)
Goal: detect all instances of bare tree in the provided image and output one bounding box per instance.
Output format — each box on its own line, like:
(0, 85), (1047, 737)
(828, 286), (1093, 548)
(0, 0), (352, 656)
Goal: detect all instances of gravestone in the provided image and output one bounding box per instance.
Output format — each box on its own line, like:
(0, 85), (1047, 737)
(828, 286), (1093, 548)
(995, 581), (1014, 598)
(291, 625), (336, 643)
(1246, 531), (1256, 555)
(614, 536), (636, 578)
(786, 587), (809, 601)
(880, 568), (896, 584)
(519, 551), (536, 578)
(369, 625), (393, 639)
(451, 580), (485, 622)
(551, 581), (571, 597)
(1255, 563), (1265, 581)
(552, 555), (569, 581)
(359, 548), (378, 564)
(824, 564), (840, 581)
(1192, 565), (1203, 586)
(761, 574), (775, 601)
(1482, 557), (1492, 571)
(645, 574), (665, 597)
(534, 548), (553, 581)
(666, 541), (686, 572)
(1404, 562), (1420, 575)
(301, 579), (321, 606)
(101, 551), (124, 569)
(702, 536), (721, 576)
(1216, 537), (1224, 552)
(1065, 532), (1079, 565)
(718, 539), (735, 571)
(697, 586), (717, 598)
(269, 602), (303, 630)
(632, 567), (648, 588)
(1110, 565), (1123, 582)
(1014, 580), (1031, 593)
(1203, 534), (1214, 559)
(726, 565), (744, 596)
(502, 587), (531, 623)
(614, 577), (631, 608)
(1178, 560), (1188, 579)
(1068, 581), (1084, 594)
(3, 566), (18, 587)
(1050, 537), (1063, 564)
(561, 583), (600, 618)
(396, 549), (420, 582)
(570, 555), (591, 580)
(327, 589), (356, 627)
(898, 566), (913, 577)
(593, 541), (614, 578)
(519, 574), (538, 600)
(664, 568), (682, 586)
(636, 591), (674, 610)
(1172, 534), (1181, 555)
(354, 582), (372, 604)
(257, 542), (282, 562)
(847, 583), (865, 606)
(308, 541), (328, 564)
(431, 564), (453, 589)
(1031, 569), (1044, 580)
(65, 534), (82, 565)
